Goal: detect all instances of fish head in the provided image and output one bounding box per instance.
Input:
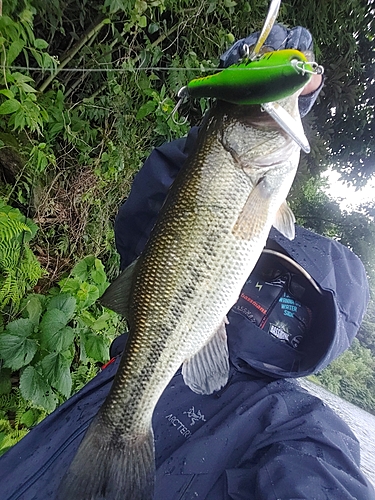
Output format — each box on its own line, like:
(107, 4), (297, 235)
(218, 90), (302, 183)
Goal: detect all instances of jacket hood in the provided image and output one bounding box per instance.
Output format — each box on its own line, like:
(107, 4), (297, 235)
(228, 225), (369, 378)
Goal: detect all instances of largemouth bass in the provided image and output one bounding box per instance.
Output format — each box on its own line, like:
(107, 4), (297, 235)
(58, 92), (303, 500)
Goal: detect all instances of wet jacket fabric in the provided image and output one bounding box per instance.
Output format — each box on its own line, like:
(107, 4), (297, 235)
(1, 129), (374, 499)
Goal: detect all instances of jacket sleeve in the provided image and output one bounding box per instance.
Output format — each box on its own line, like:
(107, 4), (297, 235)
(298, 76), (324, 117)
(115, 127), (199, 270)
(225, 381), (375, 500)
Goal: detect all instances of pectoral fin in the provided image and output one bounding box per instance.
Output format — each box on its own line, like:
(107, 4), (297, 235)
(99, 259), (137, 317)
(233, 179), (296, 241)
(272, 200), (295, 240)
(232, 179), (270, 240)
(182, 318), (230, 395)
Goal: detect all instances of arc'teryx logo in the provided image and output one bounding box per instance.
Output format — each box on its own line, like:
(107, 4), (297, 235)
(183, 406), (206, 426)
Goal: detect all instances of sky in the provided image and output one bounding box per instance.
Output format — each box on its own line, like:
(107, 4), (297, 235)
(322, 168), (375, 210)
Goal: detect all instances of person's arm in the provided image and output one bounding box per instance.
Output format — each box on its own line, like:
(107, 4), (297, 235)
(226, 381), (375, 500)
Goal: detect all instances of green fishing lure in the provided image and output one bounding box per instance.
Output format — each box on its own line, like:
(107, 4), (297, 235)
(186, 49), (313, 105)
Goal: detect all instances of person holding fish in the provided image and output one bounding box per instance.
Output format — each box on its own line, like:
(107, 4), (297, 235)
(1, 19), (375, 500)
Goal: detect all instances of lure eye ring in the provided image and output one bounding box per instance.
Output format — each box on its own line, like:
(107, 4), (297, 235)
(291, 59), (324, 76)
(242, 43), (251, 59)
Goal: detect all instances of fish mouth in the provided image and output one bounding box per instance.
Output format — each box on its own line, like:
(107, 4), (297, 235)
(217, 98), (298, 130)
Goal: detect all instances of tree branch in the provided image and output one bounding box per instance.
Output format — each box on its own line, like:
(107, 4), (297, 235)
(38, 15), (110, 93)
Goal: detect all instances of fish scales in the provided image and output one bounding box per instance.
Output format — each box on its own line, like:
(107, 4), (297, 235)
(58, 96), (302, 500)
(102, 107), (258, 429)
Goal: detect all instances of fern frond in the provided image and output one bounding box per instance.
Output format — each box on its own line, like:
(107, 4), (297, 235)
(14, 399), (30, 427)
(0, 392), (18, 413)
(0, 274), (24, 307)
(0, 241), (21, 270)
(0, 251), (45, 309)
(0, 428), (29, 456)
(20, 247), (46, 284)
(0, 212), (31, 242)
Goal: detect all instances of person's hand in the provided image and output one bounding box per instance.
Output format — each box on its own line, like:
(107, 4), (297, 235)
(220, 24), (322, 95)
(300, 73), (322, 95)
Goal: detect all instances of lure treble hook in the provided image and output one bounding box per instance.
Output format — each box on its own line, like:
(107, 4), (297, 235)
(170, 86), (189, 126)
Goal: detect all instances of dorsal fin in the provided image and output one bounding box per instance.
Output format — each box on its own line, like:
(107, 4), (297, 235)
(99, 259), (138, 317)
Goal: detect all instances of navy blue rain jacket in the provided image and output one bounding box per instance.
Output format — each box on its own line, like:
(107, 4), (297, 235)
(1, 127), (374, 500)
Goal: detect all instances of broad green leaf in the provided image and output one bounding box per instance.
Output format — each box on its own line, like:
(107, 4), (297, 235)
(41, 352), (72, 398)
(18, 81), (37, 93)
(71, 259), (90, 281)
(55, 326), (75, 352)
(47, 293), (76, 320)
(91, 312), (113, 331)
(19, 366), (57, 412)
(29, 48), (42, 67)
(19, 409), (39, 427)
(83, 333), (109, 362)
(0, 89), (14, 99)
(12, 71), (34, 84)
(0, 329), (38, 370)
(5, 318), (34, 337)
(7, 40), (25, 65)
(148, 22), (159, 34)
(40, 309), (69, 349)
(34, 38), (49, 50)
(207, 1), (216, 14)
(23, 295), (44, 325)
(136, 100), (157, 120)
(40, 322), (75, 352)
(0, 99), (21, 115)
(58, 278), (81, 295)
(137, 15), (147, 28)
(77, 309), (95, 328)
(12, 109), (26, 129)
(91, 269), (107, 285)
(40, 308), (69, 335)
(7, 72), (34, 84)
(103, 0), (130, 14)
(76, 283), (100, 309)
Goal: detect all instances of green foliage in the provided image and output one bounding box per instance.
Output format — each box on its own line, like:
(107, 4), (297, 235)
(0, 200), (45, 312)
(316, 339), (375, 414)
(0, 12), (56, 134)
(0, 388), (44, 456)
(358, 295), (375, 356)
(0, 0), (370, 268)
(289, 177), (375, 282)
(288, 0), (374, 185)
(0, 254), (121, 450)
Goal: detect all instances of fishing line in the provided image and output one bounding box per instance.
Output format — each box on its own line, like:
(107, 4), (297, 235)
(7, 63), (323, 73)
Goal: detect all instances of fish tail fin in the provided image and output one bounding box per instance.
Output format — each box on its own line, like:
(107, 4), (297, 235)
(57, 417), (155, 500)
